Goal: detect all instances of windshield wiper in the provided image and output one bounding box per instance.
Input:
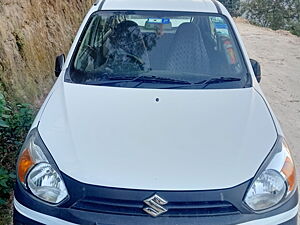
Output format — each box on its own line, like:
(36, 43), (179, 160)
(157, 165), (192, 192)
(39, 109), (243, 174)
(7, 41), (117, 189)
(162, 77), (241, 89)
(86, 75), (241, 88)
(131, 75), (191, 87)
(201, 77), (242, 88)
(85, 76), (136, 86)
(86, 75), (191, 86)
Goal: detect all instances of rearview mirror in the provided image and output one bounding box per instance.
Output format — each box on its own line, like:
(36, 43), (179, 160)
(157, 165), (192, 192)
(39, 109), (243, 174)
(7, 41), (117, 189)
(55, 54), (65, 77)
(250, 59), (261, 83)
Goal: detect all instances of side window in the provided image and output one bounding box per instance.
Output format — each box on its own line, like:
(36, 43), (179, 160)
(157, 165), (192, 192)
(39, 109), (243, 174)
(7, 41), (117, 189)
(74, 16), (103, 71)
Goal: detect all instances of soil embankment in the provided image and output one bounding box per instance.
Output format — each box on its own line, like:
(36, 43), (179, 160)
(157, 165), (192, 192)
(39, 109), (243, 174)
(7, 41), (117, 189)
(0, 0), (93, 104)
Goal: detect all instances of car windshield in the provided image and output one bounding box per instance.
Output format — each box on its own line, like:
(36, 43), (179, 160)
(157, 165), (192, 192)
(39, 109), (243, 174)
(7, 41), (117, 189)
(67, 11), (251, 89)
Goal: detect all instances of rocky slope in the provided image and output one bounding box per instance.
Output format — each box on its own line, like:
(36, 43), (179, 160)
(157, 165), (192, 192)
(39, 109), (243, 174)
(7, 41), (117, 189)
(0, 0), (93, 105)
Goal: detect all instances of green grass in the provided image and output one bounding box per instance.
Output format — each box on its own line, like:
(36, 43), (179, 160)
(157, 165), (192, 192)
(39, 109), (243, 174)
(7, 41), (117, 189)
(0, 195), (13, 225)
(0, 92), (33, 225)
(0, 210), (12, 225)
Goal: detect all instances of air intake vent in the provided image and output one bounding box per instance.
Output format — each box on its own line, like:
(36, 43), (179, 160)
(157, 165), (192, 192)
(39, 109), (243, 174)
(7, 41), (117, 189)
(71, 197), (240, 217)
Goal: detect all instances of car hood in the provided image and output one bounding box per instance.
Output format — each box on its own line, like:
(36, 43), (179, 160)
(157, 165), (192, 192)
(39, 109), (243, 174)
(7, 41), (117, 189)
(39, 82), (277, 190)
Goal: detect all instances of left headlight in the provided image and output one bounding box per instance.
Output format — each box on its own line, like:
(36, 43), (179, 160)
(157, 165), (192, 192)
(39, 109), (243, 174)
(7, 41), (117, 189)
(244, 137), (296, 211)
(17, 129), (68, 204)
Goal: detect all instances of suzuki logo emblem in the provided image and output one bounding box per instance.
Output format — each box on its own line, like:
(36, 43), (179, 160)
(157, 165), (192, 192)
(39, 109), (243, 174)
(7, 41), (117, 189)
(143, 194), (168, 217)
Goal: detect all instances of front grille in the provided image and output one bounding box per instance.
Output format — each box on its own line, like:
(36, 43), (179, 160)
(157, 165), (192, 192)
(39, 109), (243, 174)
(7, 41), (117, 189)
(71, 197), (239, 217)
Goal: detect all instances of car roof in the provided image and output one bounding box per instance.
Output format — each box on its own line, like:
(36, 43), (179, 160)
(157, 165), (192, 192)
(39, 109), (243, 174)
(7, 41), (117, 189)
(95, 0), (219, 13)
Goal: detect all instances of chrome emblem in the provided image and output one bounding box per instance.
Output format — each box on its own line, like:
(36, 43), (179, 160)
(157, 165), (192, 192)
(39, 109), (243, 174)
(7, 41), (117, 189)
(143, 194), (168, 217)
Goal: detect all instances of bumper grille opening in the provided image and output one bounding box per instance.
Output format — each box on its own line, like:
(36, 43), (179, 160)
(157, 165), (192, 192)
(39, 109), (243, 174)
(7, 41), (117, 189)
(71, 197), (240, 217)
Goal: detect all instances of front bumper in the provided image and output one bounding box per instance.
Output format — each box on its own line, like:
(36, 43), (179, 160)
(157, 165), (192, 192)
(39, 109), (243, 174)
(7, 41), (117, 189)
(14, 173), (299, 225)
(13, 199), (298, 225)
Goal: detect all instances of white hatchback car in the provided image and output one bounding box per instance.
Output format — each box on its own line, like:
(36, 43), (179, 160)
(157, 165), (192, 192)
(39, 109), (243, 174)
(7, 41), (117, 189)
(14, 0), (298, 224)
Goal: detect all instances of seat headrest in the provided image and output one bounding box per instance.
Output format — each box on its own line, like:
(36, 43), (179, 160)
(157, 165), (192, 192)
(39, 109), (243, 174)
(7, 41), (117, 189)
(175, 22), (201, 39)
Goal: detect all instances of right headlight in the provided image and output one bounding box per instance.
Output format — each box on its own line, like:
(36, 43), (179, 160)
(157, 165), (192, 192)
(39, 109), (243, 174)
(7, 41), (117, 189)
(17, 129), (69, 204)
(244, 137), (296, 211)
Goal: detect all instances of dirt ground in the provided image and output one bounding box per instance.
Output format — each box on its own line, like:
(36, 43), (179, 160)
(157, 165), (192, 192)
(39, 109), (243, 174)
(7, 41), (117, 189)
(236, 19), (300, 218)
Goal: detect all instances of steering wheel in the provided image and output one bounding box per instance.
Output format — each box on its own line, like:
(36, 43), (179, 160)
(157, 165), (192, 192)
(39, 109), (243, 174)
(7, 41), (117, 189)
(122, 53), (146, 70)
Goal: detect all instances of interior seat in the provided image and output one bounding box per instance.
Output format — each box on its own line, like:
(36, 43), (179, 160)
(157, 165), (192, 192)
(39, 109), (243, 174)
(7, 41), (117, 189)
(166, 22), (210, 75)
(148, 33), (175, 70)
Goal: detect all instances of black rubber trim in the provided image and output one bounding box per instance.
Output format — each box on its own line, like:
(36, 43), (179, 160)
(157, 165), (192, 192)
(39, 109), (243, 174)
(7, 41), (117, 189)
(98, 0), (106, 10)
(280, 215), (298, 225)
(211, 0), (222, 14)
(13, 208), (44, 225)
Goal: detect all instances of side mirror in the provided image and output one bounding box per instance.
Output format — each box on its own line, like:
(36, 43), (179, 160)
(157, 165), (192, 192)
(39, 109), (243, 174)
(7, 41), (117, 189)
(250, 59), (261, 83)
(55, 54), (65, 77)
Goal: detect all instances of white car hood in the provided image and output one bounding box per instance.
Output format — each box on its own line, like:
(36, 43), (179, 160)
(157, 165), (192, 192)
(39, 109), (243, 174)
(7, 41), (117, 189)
(39, 82), (277, 190)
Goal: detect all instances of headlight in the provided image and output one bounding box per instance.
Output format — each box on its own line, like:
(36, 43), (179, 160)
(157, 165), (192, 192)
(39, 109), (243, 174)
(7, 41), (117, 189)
(17, 129), (69, 204)
(244, 137), (296, 211)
